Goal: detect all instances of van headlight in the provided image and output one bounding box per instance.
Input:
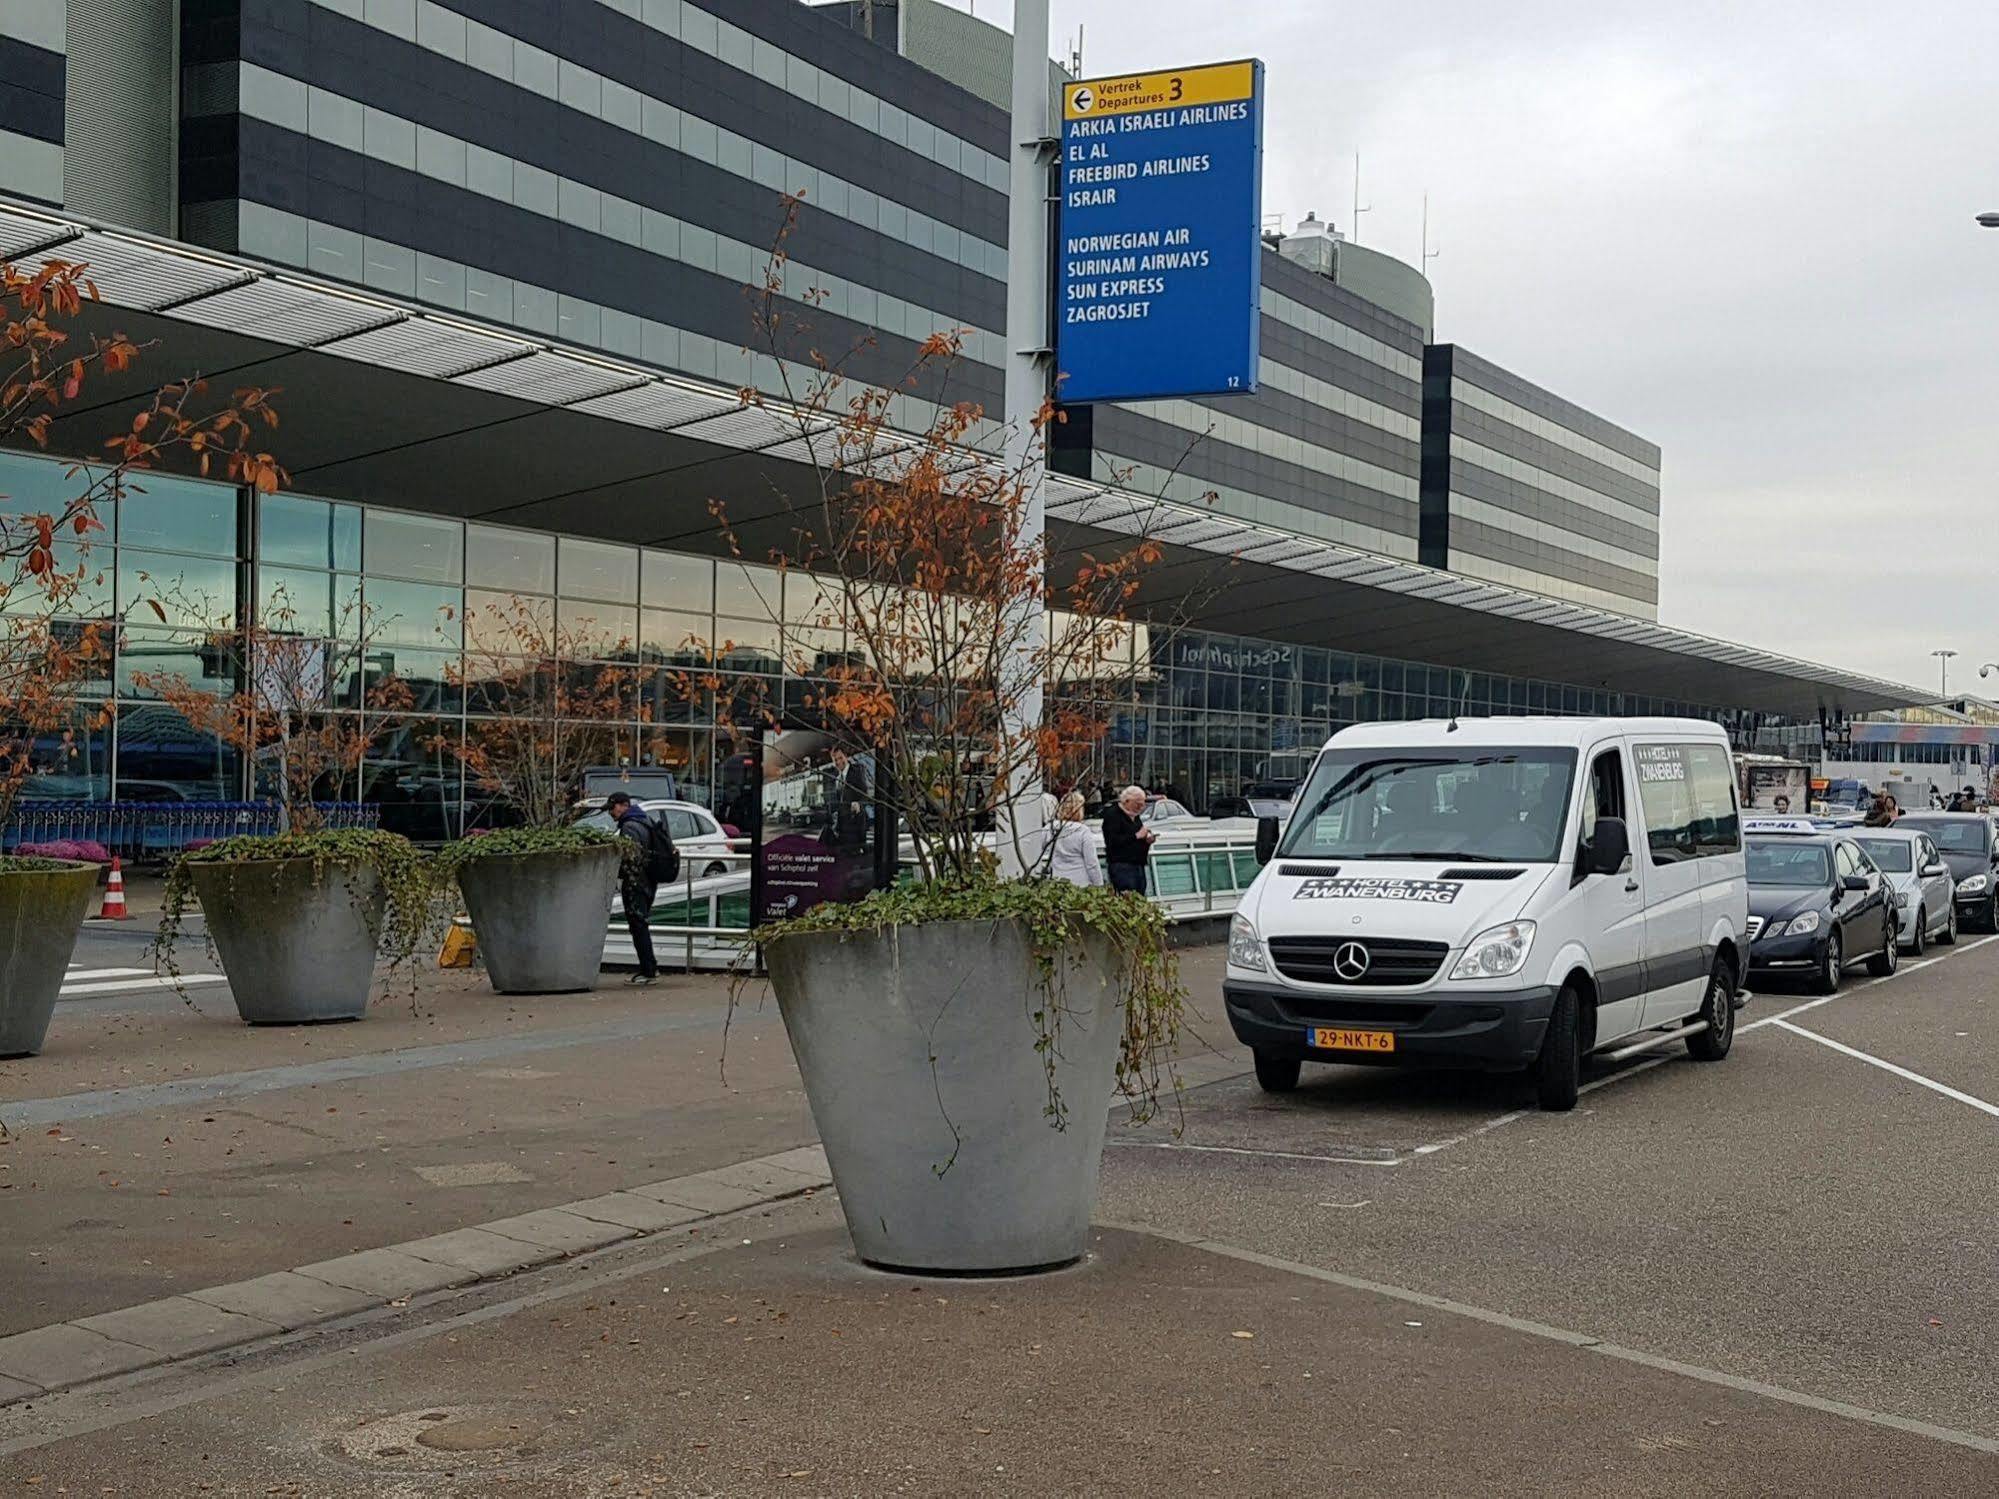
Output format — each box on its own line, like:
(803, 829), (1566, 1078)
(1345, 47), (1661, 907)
(1959, 873), (1989, 894)
(1228, 913), (1266, 971)
(1450, 920), (1536, 981)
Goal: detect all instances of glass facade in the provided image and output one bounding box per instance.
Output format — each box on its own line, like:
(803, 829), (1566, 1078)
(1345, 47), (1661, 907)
(1, 448), (1763, 841)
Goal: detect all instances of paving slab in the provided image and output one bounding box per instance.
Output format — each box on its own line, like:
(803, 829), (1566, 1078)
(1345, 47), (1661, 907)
(626, 1172), (768, 1215)
(71, 1296), (277, 1358)
(476, 1208), (635, 1255)
(756, 1144), (831, 1182)
(394, 1228), (566, 1279)
(0, 1324), (160, 1392)
(293, 1248), (470, 1300)
(699, 1158), (826, 1199)
(558, 1191), (709, 1233)
(0, 1373), (40, 1404)
(186, 1272), (381, 1332)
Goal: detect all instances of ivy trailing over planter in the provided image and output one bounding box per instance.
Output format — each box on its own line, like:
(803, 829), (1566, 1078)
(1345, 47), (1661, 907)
(0, 855), (70, 874)
(153, 828), (437, 1005)
(432, 823), (625, 887)
(751, 878), (1186, 1131)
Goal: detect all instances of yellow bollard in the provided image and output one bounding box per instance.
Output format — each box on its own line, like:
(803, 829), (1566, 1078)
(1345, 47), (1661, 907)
(438, 921), (477, 969)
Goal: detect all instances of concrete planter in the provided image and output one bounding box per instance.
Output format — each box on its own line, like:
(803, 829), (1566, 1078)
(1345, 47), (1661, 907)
(456, 844), (619, 994)
(766, 917), (1129, 1274)
(0, 860), (101, 1057)
(189, 857), (386, 1024)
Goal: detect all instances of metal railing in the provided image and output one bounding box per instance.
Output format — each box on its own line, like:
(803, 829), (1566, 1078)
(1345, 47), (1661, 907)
(601, 826), (1265, 972)
(3, 801), (378, 862)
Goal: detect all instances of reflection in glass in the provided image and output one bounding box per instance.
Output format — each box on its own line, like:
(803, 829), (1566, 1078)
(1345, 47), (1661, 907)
(641, 607), (713, 665)
(714, 561), (780, 623)
(113, 700), (242, 801)
(467, 524), (556, 594)
(117, 626), (236, 700)
(558, 536), (638, 603)
(119, 550), (237, 630)
(365, 579), (463, 648)
(12, 712), (110, 802)
(643, 551), (713, 613)
(557, 599), (639, 659)
(119, 471), (237, 555)
(364, 510), (463, 584)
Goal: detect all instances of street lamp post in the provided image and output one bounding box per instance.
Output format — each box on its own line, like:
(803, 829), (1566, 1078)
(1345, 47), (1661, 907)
(1933, 648), (1959, 700)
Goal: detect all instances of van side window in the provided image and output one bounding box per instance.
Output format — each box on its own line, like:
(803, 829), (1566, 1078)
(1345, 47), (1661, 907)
(1634, 743), (1698, 864)
(1589, 749), (1625, 824)
(1687, 745), (1741, 856)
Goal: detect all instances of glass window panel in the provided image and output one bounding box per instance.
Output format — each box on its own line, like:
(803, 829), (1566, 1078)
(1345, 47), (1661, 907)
(114, 700), (241, 801)
(464, 589), (552, 657)
(364, 509), (463, 583)
(365, 579), (462, 648)
(11, 711), (110, 802)
(714, 561), (779, 623)
(467, 524), (556, 593)
(116, 626), (235, 700)
(260, 494), (333, 567)
(712, 614), (783, 674)
(360, 717), (460, 842)
(333, 504), (361, 571)
(259, 565), (330, 634)
(558, 598), (639, 658)
(119, 550), (237, 629)
(641, 607), (712, 664)
(558, 536), (638, 603)
(337, 647), (462, 716)
(118, 471), (237, 555)
(1, 540), (113, 617)
(644, 550), (713, 612)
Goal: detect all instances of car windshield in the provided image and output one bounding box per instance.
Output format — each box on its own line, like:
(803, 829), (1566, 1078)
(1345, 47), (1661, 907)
(1746, 839), (1830, 887)
(1854, 837), (1913, 873)
(1276, 746), (1577, 863)
(1900, 818), (1989, 853)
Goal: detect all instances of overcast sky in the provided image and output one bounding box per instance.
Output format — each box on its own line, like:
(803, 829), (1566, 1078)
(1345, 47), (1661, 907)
(958, 0), (1999, 692)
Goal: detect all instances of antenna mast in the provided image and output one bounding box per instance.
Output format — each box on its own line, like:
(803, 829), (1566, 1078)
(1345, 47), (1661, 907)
(1351, 152), (1372, 246)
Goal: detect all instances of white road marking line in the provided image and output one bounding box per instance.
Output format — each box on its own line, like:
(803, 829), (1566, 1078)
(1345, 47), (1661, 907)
(1411, 1109), (1526, 1154)
(59, 974), (227, 996)
(1769, 1021), (1999, 1119)
(61, 967), (153, 981)
(1107, 1139), (1402, 1168)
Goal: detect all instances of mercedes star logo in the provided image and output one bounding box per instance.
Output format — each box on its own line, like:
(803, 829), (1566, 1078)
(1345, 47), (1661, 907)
(1332, 941), (1371, 981)
(1072, 85), (1096, 112)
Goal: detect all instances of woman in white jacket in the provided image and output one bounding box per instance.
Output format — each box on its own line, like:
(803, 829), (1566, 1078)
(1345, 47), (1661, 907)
(1048, 791), (1105, 887)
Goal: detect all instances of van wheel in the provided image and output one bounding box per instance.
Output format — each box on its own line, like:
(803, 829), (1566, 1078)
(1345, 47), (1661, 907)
(1685, 957), (1736, 1061)
(1532, 985), (1581, 1112)
(1253, 1052), (1301, 1093)
(1939, 904), (1958, 946)
(1867, 921), (1899, 977)
(1812, 932), (1842, 995)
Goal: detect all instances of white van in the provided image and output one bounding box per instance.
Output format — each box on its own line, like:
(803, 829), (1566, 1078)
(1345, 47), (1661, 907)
(1225, 717), (1748, 1111)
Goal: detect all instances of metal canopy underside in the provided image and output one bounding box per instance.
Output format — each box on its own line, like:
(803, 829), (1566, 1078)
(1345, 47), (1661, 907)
(0, 196), (1922, 719)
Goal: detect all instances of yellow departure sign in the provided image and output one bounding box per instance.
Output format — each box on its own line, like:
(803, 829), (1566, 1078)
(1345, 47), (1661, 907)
(1063, 61), (1258, 122)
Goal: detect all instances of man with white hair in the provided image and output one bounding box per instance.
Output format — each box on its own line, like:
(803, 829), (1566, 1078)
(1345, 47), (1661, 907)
(1101, 784), (1155, 895)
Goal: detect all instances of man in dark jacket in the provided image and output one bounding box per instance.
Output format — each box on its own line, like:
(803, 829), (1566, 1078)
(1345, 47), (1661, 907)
(1101, 784), (1155, 895)
(607, 793), (662, 984)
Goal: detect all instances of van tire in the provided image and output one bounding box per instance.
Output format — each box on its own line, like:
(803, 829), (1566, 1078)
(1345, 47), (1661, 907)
(1254, 1052), (1301, 1093)
(1685, 956), (1735, 1061)
(1867, 921), (1899, 978)
(1532, 985), (1581, 1112)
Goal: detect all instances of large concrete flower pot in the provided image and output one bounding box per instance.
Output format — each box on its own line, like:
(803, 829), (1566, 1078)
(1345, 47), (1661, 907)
(0, 860), (101, 1057)
(765, 917), (1129, 1274)
(188, 858), (385, 1024)
(456, 844), (619, 995)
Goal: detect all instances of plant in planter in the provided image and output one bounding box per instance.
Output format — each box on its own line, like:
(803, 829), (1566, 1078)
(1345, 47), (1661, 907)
(0, 258), (283, 1055)
(142, 590), (433, 1023)
(718, 203), (1221, 1273)
(431, 595), (647, 994)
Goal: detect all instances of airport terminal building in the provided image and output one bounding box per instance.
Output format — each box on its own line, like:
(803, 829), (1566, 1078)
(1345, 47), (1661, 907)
(0, 0), (1916, 834)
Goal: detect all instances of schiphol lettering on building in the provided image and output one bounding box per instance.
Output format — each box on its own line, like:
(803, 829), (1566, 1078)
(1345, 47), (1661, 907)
(1055, 61), (1265, 404)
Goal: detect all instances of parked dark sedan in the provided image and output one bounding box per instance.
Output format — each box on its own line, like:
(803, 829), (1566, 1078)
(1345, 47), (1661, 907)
(1892, 814), (1999, 931)
(1745, 833), (1898, 994)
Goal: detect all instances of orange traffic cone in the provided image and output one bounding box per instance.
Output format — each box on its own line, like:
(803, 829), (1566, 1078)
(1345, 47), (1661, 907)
(98, 857), (131, 921)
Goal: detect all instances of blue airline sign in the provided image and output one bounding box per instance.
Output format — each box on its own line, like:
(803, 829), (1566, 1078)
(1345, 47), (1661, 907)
(1055, 59), (1265, 405)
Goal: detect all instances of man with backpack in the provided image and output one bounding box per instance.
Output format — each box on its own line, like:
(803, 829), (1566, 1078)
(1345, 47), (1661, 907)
(606, 793), (677, 985)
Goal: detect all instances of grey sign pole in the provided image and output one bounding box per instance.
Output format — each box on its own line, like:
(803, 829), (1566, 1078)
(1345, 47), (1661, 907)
(998, 0), (1054, 875)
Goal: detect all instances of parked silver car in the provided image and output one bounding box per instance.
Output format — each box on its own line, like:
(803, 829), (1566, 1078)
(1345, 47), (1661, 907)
(1852, 829), (1957, 954)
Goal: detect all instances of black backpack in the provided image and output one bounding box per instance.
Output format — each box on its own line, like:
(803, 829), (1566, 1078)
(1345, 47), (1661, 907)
(643, 818), (680, 884)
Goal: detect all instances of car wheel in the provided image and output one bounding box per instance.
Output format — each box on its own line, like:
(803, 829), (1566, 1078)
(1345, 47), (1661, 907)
(1867, 918), (1899, 977)
(1532, 984), (1581, 1112)
(1812, 931), (1843, 995)
(1987, 894), (1998, 934)
(1909, 908), (1926, 958)
(1253, 1052), (1301, 1093)
(1940, 903), (1958, 946)
(703, 861), (729, 878)
(1685, 955), (1736, 1061)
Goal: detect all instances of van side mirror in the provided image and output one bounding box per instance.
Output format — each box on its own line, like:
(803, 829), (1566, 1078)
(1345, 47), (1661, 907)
(1254, 816), (1280, 866)
(1584, 817), (1630, 876)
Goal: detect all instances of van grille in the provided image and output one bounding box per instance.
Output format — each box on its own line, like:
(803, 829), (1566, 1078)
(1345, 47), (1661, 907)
(1266, 936), (1449, 987)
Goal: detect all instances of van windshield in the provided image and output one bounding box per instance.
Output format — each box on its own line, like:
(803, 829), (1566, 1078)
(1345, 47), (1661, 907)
(1276, 746), (1578, 864)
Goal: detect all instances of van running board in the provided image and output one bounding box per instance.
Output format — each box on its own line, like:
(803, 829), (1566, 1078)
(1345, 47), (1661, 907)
(1599, 1019), (1713, 1063)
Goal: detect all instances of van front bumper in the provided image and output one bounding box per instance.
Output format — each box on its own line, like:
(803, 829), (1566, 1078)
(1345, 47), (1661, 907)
(1224, 980), (1558, 1072)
